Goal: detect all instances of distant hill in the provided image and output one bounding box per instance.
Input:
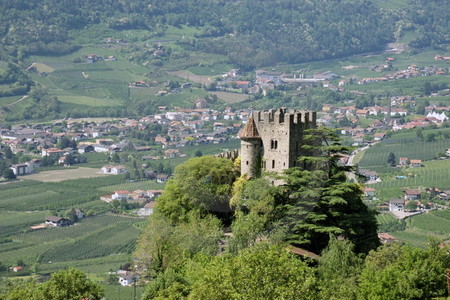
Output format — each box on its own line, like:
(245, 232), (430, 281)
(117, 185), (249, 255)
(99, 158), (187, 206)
(0, 0), (448, 68)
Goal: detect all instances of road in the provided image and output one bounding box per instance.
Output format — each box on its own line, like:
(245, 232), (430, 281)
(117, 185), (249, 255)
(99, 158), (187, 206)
(346, 144), (372, 183)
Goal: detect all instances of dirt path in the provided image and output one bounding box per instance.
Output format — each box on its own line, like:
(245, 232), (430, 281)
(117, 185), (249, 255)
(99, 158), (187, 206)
(4, 95), (29, 108)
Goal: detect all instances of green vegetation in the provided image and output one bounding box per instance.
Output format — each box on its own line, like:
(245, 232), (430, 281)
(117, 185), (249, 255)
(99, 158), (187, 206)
(409, 211), (450, 234)
(3, 268), (104, 300)
(356, 127), (450, 172)
(0, 214), (140, 268)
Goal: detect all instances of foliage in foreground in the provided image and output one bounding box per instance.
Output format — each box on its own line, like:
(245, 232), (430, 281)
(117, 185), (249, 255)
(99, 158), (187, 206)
(156, 156), (238, 223)
(139, 239), (450, 300)
(1, 268), (103, 300)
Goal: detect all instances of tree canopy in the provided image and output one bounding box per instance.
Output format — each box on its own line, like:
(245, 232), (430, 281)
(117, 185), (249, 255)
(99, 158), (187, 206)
(156, 156), (238, 223)
(3, 268), (104, 300)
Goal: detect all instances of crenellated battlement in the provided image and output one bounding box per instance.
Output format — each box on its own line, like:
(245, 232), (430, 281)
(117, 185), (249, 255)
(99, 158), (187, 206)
(253, 108), (316, 127)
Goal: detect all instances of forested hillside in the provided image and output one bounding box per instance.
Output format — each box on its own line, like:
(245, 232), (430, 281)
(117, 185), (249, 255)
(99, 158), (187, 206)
(0, 0), (449, 68)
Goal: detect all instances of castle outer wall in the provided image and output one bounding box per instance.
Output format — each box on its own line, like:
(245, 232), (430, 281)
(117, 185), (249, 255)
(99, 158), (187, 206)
(240, 108), (316, 177)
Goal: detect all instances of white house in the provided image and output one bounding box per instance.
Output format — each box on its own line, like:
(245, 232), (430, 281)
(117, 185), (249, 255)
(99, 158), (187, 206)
(118, 272), (138, 286)
(156, 174), (169, 183)
(112, 190), (130, 200)
(389, 199), (405, 212)
(101, 165), (127, 175)
(111, 166), (127, 174)
(10, 161), (34, 175)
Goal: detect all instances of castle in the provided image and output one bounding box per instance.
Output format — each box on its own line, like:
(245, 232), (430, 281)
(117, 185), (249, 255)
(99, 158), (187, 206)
(239, 108), (317, 178)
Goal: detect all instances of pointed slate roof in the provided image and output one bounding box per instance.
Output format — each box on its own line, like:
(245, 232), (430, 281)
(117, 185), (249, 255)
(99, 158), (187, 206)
(239, 116), (260, 139)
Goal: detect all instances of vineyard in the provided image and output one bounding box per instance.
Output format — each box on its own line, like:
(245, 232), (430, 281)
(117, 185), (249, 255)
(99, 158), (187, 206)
(357, 129), (450, 172)
(408, 211), (450, 234)
(0, 211), (47, 239)
(0, 214), (141, 267)
(98, 180), (165, 193)
(370, 160), (450, 199)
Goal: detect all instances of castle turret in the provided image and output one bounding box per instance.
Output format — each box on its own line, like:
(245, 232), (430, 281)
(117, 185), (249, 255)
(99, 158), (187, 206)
(239, 115), (262, 178)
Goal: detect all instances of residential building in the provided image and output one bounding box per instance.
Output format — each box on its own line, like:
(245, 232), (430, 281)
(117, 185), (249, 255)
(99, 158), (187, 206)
(389, 199), (405, 212)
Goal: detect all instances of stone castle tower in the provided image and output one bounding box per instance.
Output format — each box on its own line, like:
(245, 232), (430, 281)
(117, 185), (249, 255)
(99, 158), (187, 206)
(239, 108), (317, 178)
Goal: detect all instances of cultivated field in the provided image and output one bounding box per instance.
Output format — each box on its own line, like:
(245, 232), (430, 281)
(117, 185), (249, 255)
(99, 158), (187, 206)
(356, 128), (450, 172)
(170, 70), (214, 85)
(0, 214), (142, 268)
(25, 167), (107, 182)
(210, 91), (249, 103)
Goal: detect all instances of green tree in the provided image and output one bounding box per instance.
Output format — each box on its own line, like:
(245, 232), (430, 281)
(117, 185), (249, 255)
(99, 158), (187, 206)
(66, 208), (78, 223)
(135, 212), (222, 275)
(229, 177), (281, 253)
(279, 127), (379, 254)
(110, 152), (120, 164)
(157, 156), (238, 223)
(317, 237), (363, 300)
(3, 169), (16, 180)
(387, 152), (396, 166)
(188, 245), (318, 300)
(4, 146), (13, 160)
(359, 243), (450, 300)
(405, 200), (418, 211)
(4, 268), (103, 300)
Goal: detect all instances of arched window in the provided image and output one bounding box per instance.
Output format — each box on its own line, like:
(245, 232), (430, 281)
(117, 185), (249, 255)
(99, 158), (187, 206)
(272, 160), (275, 168)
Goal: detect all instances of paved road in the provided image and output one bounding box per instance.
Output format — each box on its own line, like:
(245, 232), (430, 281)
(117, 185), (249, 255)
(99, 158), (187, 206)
(346, 144), (373, 182)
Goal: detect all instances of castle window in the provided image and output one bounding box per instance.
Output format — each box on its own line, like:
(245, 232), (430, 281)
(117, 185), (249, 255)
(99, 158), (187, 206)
(246, 161), (249, 165)
(270, 139), (278, 150)
(272, 160), (275, 168)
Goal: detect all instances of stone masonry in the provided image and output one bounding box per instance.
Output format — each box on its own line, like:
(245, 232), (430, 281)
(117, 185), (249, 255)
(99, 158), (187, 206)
(239, 108), (317, 178)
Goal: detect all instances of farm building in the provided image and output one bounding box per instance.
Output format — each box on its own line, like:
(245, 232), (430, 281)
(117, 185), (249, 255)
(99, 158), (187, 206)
(389, 199), (405, 212)
(101, 165), (128, 175)
(404, 189), (422, 200)
(118, 271), (138, 286)
(45, 216), (72, 227)
(112, 191), (130, 201)
(409, 159), (422, 168)
(156, 174), (169, 183)
(378, 232), (397, 244)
